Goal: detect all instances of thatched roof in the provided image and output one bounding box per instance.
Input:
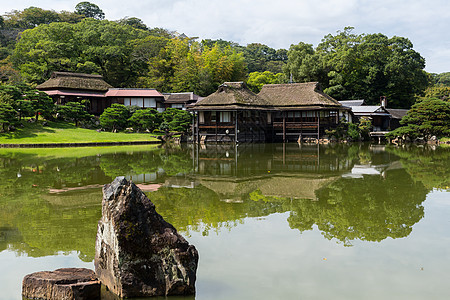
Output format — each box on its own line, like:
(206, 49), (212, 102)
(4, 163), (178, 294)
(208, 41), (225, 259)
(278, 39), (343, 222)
(258, 82), (342, 108)
(36, 72), (112, 92)
(191, 82), (272, 110)
(386, 108), (409, 119)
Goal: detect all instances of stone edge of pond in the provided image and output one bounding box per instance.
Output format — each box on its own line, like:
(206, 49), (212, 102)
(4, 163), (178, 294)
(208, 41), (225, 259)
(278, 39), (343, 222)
(0, 141), (161, 148)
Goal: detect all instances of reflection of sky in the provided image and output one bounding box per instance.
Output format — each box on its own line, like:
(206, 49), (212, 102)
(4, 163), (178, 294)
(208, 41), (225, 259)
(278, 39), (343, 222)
(342, 164), (382, 178)
(188, 190), (450, 300)
(0, 251), (92, 300)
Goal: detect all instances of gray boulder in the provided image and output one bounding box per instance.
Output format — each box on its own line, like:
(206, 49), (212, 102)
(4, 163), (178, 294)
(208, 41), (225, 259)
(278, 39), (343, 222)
(22, 268), (100, 300)
(95, 177), (198, 298)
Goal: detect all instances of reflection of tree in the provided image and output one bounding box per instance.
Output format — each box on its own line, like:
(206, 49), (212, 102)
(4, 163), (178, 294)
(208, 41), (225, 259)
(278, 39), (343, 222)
(287, 169), (427, 246)
(148, 185), (285, 236)
(386, 145), (450, 190)
(100, 147), (193, 179)
(0, 145), (194, 260)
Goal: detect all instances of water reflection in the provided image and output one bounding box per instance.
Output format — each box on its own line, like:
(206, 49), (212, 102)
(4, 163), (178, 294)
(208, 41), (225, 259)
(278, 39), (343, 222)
(0, 143), (447, 259)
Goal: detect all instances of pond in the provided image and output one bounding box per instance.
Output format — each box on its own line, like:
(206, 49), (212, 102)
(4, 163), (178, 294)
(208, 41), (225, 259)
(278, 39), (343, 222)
(0, 143), (449, 300)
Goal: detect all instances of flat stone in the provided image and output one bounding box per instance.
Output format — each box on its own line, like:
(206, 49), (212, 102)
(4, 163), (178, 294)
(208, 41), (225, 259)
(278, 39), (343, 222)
(22, 268), (100, 300)
(95, 177), (198, 298)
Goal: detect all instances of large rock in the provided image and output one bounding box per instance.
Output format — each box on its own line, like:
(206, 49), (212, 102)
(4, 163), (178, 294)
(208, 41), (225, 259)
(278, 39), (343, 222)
(22, 268), (100, 300)
(95, 177), (198, 298)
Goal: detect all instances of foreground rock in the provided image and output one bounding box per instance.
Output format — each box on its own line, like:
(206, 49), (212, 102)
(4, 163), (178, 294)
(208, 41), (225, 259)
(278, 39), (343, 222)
(22, 268), (100, 300)
(95, 177), (198, 298)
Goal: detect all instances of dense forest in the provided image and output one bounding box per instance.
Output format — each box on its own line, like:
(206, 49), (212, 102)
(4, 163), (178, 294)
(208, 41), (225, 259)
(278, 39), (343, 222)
(0, 2), (449, 108)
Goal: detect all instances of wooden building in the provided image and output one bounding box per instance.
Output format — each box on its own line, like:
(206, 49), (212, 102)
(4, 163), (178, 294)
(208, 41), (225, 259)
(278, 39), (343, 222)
(36, 72), (112, 114)
(190, 82), (350, 143)
(163, 92), (202, 110)
(106, 88), (165, 112)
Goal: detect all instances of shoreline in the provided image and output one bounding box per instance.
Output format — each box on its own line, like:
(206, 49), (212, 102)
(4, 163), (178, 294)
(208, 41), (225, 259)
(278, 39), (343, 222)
(0, 140), (161, 148)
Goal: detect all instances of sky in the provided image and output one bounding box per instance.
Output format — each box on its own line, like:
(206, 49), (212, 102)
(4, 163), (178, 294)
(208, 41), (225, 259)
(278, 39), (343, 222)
(2, 0), (450, 73)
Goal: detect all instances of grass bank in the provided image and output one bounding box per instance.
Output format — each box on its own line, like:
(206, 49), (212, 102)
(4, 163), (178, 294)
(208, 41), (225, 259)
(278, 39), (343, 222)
(0, 121), (160, 145)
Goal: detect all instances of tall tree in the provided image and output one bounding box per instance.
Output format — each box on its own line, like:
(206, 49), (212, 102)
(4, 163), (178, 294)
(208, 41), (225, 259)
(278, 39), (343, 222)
(2, 7), (60, 29)
(75, 2), (105, 20)
(12, 19), (149, 86)
(285, 27), (428, 108)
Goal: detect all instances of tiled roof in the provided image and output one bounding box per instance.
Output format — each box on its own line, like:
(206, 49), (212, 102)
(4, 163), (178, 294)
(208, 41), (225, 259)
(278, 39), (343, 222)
(105, 88), (164, 97)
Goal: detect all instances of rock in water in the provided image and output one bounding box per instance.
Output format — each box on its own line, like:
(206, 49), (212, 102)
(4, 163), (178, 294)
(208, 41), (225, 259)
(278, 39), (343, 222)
(22, 268), (100, 300)
(95, 177), (199, 298)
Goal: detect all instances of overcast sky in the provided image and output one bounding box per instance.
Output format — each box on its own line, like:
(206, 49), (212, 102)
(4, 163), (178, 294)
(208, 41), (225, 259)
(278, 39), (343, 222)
(2, 0), (450, 73)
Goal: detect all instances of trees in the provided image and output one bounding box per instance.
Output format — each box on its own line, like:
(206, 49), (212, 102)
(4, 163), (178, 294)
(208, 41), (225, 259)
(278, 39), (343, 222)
(0, 103), (16, 131)
(243, 43), (287, 73)
(127, 108), (161, 131)
(2, 7), (60, 29)
(12, 19), (149, 86)
(285, 27), (428, 108)
(246, 71), (286, 93)
(22, 90), (54, 120)
(143, 39), (247, 96)
(57, 102), (93, 126)
(99, 103), (129, 131)
(75, 2), (105, 20)
(388, 98), (450, 139)
(161, 108), (193, 132)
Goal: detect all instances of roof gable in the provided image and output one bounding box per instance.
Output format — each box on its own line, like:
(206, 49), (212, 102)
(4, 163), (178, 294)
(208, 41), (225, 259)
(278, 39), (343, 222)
(193, 82), (271, 109)
(258, 82), (342, 107)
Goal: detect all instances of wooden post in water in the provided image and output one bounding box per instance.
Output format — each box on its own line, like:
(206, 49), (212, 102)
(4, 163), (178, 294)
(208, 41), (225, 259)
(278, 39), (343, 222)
(235, 111), (238, 143)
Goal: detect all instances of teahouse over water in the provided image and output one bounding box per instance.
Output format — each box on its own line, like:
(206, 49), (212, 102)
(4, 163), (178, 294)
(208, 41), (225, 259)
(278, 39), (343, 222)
(189, 82), (351, 143)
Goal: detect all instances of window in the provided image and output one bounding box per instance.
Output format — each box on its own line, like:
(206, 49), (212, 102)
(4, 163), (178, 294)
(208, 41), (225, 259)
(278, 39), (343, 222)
(199, 112), (205, 124)
(124, 98), (130, 106)
(172, 104), (184, 109)
(144, 98), (156, 108)
(130, 98), (141, 107)
(211, 111), (216, 123)
(220, 112), (231, 123)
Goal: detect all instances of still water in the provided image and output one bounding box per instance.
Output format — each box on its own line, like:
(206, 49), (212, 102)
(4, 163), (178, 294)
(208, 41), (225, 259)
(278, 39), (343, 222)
(0, 143), (449, 300)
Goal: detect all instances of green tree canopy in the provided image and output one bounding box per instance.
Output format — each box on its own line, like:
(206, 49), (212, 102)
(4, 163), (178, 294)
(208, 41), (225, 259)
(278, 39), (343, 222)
(142, 39), (247, 96)
(127, 108), (161, 131)
(284, 27), (428, 108)
(0, 102), (17, 131)
(116, 17), (147, 30)
(2, 7), (60, 29)
(57, 101), (93, 126)
(388, 97), (450, 139)
(11, 19), (149, 86)
(246, 71), (286, 93)
(99, 103), (130, 131)
(75, 2), (105, 20)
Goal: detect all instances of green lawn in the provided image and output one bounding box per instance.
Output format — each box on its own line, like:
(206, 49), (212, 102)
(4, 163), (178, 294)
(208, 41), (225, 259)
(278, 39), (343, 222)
(0, 121), (161, 145)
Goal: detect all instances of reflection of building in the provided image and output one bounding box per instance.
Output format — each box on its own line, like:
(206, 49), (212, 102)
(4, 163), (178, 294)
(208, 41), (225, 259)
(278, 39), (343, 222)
(192, 143), (355, 201)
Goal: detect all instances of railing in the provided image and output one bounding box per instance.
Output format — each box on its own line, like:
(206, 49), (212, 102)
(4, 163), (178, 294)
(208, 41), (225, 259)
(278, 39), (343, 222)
(272, 122), (319, 129)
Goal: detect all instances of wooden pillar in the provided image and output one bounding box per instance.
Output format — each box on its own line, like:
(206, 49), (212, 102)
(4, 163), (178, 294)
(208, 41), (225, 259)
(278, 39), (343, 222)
(317, 111), (320, 139)
(235, 111), (238, 143)
(300, 111), (303, 142)
(215, 111), (218, 142)
(283, 112), (286, 143)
